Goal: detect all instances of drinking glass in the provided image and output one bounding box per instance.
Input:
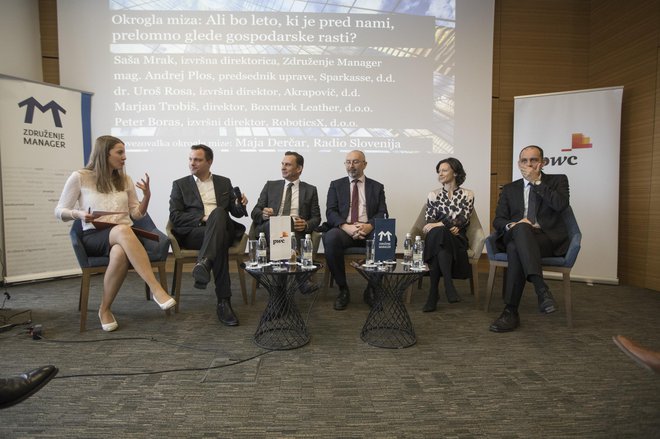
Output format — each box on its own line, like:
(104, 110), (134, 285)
(365, 239), (375, 265)
(248, 240), (259, 267)
(290, 237), (298, 263)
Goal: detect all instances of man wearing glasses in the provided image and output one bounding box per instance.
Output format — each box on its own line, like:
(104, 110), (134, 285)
(323, 150), (388, 310)
(489, 145), (571, 332)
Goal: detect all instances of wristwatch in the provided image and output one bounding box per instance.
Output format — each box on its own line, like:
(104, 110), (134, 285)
(533, 179), (542, 186)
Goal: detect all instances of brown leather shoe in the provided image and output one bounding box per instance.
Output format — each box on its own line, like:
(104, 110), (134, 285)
(613, 335), (660, 374)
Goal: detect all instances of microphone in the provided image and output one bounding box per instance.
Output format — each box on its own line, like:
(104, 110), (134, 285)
(232, 186), (248, 216)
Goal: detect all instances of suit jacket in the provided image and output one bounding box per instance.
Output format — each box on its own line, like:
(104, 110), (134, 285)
(493, 172), (570, 255)
(169, 174), (246, 243)
(326, 176), (388, 228)
(250, 180), (321, 234)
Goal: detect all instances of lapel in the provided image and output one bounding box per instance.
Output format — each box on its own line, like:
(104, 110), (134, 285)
(298, 181), (306, 206)
(272, 180), (285, 213)
(364, 177), (372, 214)
(187, 175), (203, 206)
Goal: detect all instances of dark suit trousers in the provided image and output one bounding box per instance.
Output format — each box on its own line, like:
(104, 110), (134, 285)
(503, 223), (555, 307)
(178, 208), (233, 300)
(322, 227), (367, 289)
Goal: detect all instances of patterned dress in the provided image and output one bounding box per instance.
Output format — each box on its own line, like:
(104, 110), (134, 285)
(423, 187), (475, 279)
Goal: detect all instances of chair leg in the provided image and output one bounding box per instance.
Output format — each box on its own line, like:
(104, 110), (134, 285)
(563, 272), (573, 328)
(405, 284), (413, 304)
(173, 261), (183, 313)
(157, 264), (170, 316)
(80, 273), (91, 332)
(323, 268), (331, 292)
(485, 265), (497, 312)
(471, 263), (480, 310)
(236, 258), (248, 305)
(251, 278), (258, 305)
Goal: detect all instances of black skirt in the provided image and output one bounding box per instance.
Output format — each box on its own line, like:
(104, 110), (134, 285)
(422, 226), (470, 279)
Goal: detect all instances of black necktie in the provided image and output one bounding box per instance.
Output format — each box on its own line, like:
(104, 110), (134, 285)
(281, 182), (293, 216)
(527, 183), (537, 223)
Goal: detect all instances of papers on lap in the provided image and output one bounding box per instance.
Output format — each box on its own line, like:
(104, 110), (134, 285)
(91, 220), (159, 241)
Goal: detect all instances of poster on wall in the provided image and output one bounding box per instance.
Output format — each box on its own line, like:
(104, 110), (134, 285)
(513, 86), (623, 284)
(0, 74), (92, 282)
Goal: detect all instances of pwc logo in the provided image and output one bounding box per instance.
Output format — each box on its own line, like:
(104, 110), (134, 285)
(543, 132), (593, 167)
(18, 97), (66, 128)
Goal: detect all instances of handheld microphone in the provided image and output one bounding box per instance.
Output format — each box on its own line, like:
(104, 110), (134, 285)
(232, 186), (248, 216)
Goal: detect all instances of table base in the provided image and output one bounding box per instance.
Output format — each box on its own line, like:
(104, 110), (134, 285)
(249, 268), (316, 350)
(358, 270), (421, 349)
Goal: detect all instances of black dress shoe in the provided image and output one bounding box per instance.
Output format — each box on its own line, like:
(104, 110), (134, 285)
(299, 280), (320, 296)
(537, 288), (557, 314)
(192, 258), (213, 289)
(334, 287), (350, 310)
(363, 286), (375, 307)
(0, 365), (58, 409)
(423, 290), (439, 312)
(489, 308), (520, 332)
(217, 299), (239, 326)
(446, 287), (462, 304)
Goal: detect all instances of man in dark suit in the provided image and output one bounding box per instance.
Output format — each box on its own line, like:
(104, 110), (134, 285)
(250, 151), (321, 242)
(169, 144), (248, 326)
(324, 150), (388, 310)
(489, 145), (570, 332)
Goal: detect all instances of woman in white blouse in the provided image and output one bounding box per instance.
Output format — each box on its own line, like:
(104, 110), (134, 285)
(55, 135), (175, 331)
(421, 158), (474, 312)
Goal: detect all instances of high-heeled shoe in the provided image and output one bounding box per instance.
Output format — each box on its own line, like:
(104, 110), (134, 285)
(153, 293), (176, 311)
(98, 311), (118, 332)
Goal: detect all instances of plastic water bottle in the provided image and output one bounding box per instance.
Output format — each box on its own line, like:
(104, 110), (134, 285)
(412, 235), (424, 269)
(403, 233), (413, 265)
(301, 234), (313, 267)
(257, 232), (268, 265)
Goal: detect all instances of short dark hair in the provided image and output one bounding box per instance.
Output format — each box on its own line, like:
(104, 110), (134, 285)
(519, 145), (544, 159)
(191, 144), (213, 161)
(285, 151), (304, 168)
(435, 157), (467, 187)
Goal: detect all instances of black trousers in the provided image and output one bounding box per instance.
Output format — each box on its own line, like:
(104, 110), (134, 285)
(322, 227), (367, 289)
(503, 223), (555, 307)
(177, 208), (233, 301)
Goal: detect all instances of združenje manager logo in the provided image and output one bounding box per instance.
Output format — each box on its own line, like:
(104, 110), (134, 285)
(18, 97), (66, 128)
(18, 97), (68, 148)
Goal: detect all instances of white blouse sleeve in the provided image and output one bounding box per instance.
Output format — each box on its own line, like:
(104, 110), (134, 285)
(54, 171), (81, 222)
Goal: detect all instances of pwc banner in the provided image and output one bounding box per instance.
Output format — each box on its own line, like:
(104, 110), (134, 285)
(514, 86), (623, 284)
(0, 74), (92, 282)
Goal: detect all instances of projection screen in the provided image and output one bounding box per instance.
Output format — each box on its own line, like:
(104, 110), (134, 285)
(58, 0), (494, 251)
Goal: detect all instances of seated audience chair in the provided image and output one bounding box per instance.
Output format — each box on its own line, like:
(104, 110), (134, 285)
(166, 220), (248, 312)
(69, 214), (169, 332)
(405, 205), (486, 308)
(484, 206), (581, 327)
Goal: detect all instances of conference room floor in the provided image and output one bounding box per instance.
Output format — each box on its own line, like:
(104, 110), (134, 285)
(1, 266), (659, 438)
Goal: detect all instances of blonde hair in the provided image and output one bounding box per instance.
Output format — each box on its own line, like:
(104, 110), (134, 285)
(85, 135), (126, 193)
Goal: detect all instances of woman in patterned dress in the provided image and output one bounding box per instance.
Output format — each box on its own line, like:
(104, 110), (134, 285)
(421, 158), (474, 312)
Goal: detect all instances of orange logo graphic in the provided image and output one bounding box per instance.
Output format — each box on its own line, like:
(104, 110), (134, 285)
(562, 133), (593, 152)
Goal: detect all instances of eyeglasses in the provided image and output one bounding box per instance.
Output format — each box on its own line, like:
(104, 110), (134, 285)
(344, 160), (364, 166)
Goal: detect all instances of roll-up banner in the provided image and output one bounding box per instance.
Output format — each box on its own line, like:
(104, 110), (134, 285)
(513, 86), (623, 284)
(0, 74), (92, 283)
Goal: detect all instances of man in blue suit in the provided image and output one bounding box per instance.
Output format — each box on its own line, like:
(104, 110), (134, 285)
(169, 144), (248, 326)
(250, 151), (321, 242)
(324, 150), (388, 310)
(489, 145), (570, 332)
